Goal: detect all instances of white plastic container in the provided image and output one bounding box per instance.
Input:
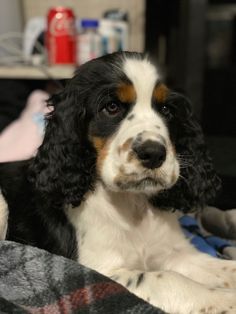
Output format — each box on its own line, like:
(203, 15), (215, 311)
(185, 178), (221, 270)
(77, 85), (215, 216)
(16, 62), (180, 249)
(99, 19), (129, 54)
(77, 19), (102, 65)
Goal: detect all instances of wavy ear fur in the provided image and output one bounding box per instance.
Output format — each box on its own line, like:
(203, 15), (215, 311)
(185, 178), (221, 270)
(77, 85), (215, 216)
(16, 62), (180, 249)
(29, 84), (96, 206)
(151, 93), (221, 212)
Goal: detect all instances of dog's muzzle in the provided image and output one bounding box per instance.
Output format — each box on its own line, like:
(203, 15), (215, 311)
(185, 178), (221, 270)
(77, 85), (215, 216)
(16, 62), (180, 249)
(132, 140), (166, 169)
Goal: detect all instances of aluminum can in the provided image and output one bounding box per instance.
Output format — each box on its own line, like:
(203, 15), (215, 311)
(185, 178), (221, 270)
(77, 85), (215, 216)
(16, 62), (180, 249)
(46, 7), (76, 65)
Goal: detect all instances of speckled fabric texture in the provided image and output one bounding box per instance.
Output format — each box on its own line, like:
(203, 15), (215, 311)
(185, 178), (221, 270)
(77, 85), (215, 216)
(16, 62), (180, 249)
(0, 241), (165, 314)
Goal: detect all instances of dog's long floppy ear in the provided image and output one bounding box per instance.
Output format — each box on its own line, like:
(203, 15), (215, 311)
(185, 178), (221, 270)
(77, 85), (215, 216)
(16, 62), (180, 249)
(29, 84), (96, 206)
(151, 92), (221, 212)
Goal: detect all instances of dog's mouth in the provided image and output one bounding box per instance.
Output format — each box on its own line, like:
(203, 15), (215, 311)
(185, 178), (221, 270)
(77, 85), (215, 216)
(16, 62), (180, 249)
(113, 174), (167, 194)
(100, 150), (179, 194)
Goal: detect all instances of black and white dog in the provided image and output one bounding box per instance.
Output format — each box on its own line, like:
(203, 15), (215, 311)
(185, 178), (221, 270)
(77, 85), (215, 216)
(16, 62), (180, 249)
(1, 52), (236, 313)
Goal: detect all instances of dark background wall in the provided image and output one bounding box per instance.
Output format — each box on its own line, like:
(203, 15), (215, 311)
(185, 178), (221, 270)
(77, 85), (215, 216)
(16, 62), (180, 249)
(145, 0), (236, 208)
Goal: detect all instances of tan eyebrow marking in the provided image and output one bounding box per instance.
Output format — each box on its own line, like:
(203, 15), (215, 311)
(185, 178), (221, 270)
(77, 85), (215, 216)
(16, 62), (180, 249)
(117, 84), (136, 103)
(153, 83), (169, 103)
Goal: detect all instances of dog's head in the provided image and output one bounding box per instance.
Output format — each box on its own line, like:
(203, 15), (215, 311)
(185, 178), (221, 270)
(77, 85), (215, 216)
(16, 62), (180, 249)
(30, 52), (220, 211)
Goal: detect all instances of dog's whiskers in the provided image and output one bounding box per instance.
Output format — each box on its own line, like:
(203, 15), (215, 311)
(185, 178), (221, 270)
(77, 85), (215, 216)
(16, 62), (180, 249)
(177, 154), (193, 169)
(178, 173), (189, 186)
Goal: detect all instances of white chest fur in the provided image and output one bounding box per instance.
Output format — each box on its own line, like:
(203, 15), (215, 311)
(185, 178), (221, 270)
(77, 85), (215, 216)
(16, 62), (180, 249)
(67, 184), (193, 276)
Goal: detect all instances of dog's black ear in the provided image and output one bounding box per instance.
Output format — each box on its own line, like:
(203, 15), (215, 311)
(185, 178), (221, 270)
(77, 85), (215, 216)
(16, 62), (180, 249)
(151, 92), (221, 212)
(29, 84), (96, 206)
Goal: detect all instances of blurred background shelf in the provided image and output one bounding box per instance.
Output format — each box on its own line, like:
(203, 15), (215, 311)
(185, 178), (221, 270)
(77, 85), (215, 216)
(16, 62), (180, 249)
(0, 65), (76, 79)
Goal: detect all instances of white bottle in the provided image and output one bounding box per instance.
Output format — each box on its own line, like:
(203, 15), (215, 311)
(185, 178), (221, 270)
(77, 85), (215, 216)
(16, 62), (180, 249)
(99, 19), (129, 54)
(77, 19), (102, 65)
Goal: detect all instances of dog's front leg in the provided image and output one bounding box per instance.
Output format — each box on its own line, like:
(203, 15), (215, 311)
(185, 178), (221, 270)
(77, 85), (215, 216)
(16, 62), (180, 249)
(0, 191), (8, 240)
(164, 249), (236, 289)
(108, 268), (236, 313)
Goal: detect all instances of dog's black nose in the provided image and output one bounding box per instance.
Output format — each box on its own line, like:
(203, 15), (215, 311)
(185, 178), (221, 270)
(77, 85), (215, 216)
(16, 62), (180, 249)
(133, 140), (166, 169)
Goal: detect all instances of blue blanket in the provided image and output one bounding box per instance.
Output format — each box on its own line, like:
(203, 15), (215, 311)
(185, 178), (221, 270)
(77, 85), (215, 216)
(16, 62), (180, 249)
(180, 215), (235, 258)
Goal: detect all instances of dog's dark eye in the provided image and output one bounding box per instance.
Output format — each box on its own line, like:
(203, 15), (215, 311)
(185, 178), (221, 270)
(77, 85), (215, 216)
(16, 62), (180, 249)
(103, 102), (121, 116)
(160, 104), (172, 120)
(160, 104), (170, 115)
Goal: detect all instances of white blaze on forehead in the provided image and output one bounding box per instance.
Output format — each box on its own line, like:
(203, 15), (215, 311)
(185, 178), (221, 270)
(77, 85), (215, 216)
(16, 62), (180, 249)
(123, 58), (159, 106)
(120, 57), (167, 140)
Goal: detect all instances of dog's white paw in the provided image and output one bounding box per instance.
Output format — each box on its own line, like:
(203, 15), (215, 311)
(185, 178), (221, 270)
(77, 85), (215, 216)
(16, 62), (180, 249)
(189, 289), (236, 314)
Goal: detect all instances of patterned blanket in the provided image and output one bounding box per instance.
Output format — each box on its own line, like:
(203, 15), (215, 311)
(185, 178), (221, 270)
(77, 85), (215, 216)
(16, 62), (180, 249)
(1, 209), (236, 313)
(0, 241), (165, 314)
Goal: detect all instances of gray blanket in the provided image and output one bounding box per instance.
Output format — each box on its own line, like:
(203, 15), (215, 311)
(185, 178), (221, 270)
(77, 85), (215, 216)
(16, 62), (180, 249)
(0, 241), (164, 314)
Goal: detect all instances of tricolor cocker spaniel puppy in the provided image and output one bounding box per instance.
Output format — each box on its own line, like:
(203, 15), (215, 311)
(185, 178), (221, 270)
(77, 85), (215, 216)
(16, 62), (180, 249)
(1, 52), (236, 313)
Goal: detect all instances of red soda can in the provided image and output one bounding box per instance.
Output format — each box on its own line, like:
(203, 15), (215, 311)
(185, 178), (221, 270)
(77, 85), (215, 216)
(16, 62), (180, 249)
(46, 7), (76, 65)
